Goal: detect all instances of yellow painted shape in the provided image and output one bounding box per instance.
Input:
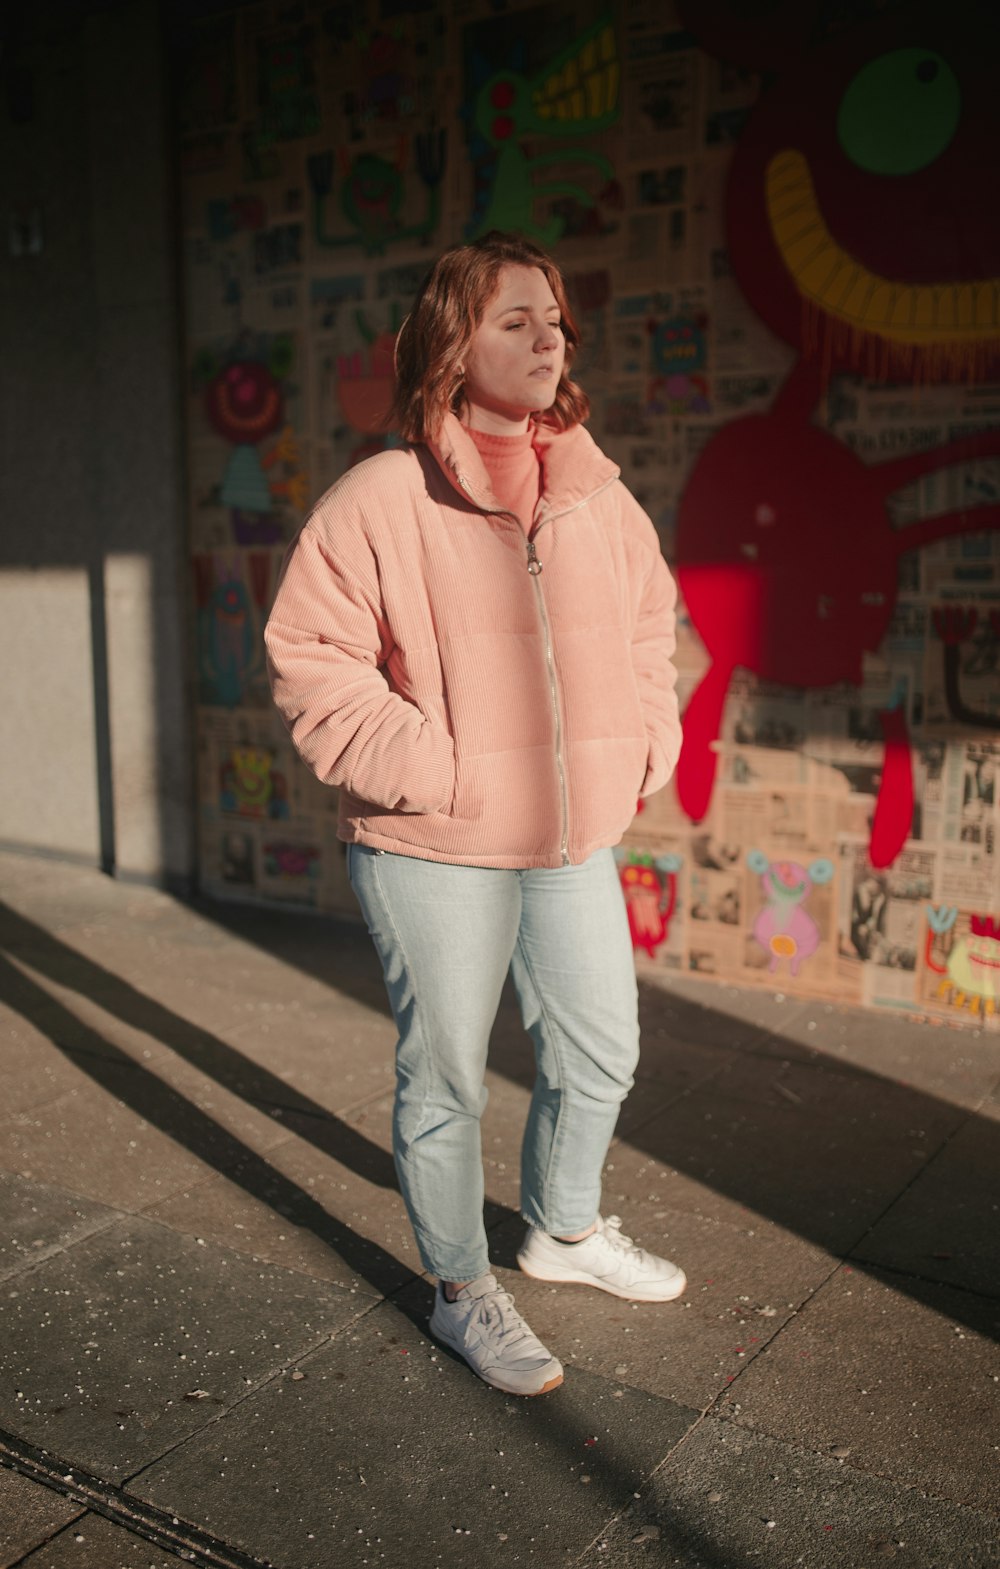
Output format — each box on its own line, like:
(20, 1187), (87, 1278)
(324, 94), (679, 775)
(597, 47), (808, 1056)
(796, 244), (846, 298)
(912, 289), (936, 329)
(839, 272), (877, 321)
(782, 229), (830, 275)
(956, 286), (974, 327)
(820, 258), (863, 312)
(975, 283), (997, 327)
(864, 282), (896, 328)
(765, 149), (1000, 346)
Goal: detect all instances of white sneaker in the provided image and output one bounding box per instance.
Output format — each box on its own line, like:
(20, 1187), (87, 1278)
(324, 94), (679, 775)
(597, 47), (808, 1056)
(517, 1215), (687, 1302)
(429, 1273), (564, 1396)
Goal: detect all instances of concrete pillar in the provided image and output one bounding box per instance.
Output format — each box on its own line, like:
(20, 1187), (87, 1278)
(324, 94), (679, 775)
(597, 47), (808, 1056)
(0, 0), (193, 888)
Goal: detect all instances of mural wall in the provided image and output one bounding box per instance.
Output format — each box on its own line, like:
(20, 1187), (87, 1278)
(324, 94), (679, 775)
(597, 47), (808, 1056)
(176, 0), (1000, 1029)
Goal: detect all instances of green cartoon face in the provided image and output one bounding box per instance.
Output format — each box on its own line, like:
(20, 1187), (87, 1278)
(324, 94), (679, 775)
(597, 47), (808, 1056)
(946, 932), (1000, 998)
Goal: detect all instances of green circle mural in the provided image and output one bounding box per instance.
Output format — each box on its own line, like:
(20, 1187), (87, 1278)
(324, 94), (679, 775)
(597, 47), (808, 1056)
(837, 47), (960, 176)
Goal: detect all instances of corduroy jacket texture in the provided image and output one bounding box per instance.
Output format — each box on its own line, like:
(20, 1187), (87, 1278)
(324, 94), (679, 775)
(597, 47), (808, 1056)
(264, 412), (682, 868)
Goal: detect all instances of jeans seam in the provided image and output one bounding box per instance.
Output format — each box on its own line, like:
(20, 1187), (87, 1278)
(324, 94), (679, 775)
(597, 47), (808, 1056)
(369, 851), (436, 1219)
(367, 854), (490, 1283)
(514, 929), (570, 1232)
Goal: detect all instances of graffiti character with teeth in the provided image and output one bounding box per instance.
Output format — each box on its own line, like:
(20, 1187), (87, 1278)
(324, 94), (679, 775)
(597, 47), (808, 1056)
(676, 1), (1000, 868)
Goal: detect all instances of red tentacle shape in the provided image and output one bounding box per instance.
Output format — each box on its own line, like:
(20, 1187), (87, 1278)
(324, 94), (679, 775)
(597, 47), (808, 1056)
(925, 925), (947, 977)
(678, 659), (736, 823)
(872, 429), (1000, 496)
(771, 357), (826, 422)
(895, 504), (1000, 556)
(869, 707), (914, 870)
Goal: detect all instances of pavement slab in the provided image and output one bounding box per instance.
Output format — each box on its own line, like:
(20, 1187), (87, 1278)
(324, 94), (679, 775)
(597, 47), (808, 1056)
(579, 1417), (1000, 1568)
(0, 1009), (112, 1122)
(1, 887), (363, 1046)
(0, 1055), (291, 1217)
(718, 1264), (1000, 1513)
(630, 972), (811, 1056)
(0, 1215), (374, 1478)
(629, 1031), (734, 1096)
(222, 1005), (398, 1118)
(2, 850), (1000, 1569)
(852, 1093), (1000, 1297)
(0, 950), (181, 1078)
(142, 1095), (425, 1297)
(0, 1173), (120, 1285)
(132, 1290), (697, 1569)
(0, 859), (180, 940)
(190, 893), (376, 990)
(606, 1049), (968, 1255)
(758, 995), (1000, 1102)
(0, 1467), (84, 1568)
(130, 908), (383, 1038)
(10, 1513), (179, 1569)
(1, 909), (392, 1124)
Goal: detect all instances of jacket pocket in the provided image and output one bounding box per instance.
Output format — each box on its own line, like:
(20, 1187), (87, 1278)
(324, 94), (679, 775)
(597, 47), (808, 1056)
(445, 747), (484, 821)
(384, 645), (458, 814)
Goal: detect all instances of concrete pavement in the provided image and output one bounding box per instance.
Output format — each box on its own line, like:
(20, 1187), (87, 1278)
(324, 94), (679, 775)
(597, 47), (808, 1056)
(0, 847), (997, 1568)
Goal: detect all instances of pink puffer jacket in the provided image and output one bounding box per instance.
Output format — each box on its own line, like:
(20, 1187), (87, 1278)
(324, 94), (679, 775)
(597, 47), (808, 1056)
(265, 412), (682, 868)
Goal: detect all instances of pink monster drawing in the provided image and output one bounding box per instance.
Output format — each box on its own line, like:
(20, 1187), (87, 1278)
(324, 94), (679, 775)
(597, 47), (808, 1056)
(748, 850), (833, 976)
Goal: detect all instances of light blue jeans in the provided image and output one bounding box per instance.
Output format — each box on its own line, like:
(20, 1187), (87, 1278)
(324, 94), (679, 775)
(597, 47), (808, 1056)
(347, 844), (639, 1283)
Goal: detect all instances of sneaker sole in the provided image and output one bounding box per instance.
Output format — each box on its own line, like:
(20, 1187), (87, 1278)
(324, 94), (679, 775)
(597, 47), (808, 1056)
(517, 1256), (687, 1303)
(429, 1320), (564, 1397)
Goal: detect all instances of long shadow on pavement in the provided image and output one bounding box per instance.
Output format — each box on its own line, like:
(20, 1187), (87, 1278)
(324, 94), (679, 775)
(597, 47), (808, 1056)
(0, 919), (714, 1565)
(2, 897), (997, 1338)
(3, 896), (999, 1566)
(0, 944), (440, 1308)
(192, 897), (1000, 1332)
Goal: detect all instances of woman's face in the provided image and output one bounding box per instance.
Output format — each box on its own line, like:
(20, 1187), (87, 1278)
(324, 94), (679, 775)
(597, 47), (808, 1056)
(462, 265), (566, 433)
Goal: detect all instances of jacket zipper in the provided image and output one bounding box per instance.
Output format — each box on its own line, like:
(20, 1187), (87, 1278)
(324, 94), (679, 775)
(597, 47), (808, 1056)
(458, 471), (618, 867)
(525, 537), (569, 864)
(525, 479), (618, 865)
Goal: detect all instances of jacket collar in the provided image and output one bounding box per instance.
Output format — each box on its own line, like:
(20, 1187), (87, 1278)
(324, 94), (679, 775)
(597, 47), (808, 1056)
(426, 410), (619, 520)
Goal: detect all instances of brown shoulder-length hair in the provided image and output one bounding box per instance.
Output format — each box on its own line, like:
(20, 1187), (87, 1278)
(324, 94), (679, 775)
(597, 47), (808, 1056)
(391, 231), (589, 443)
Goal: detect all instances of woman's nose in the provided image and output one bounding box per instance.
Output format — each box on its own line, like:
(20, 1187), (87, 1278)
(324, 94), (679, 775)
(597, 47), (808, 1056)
(535, 324), (558, 350)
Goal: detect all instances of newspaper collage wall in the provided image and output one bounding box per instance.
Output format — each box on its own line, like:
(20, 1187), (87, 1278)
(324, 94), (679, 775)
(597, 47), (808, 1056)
(176, 0), (1000, 1030)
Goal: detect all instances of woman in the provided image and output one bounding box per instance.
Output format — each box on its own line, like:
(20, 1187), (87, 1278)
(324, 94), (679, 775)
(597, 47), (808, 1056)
(265, 231), (686, 1397)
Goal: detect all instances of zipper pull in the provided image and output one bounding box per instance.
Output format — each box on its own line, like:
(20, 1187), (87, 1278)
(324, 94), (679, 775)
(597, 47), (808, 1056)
(526, 539), (543, 575)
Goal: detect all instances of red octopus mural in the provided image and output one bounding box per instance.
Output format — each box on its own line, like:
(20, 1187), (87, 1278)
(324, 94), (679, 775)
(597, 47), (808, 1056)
(675, 0), (1000, 868)
(615, 850), (682, 959)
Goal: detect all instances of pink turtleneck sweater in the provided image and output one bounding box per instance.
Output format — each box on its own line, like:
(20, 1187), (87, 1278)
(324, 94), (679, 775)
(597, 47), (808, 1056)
(466, 425), (541, 534)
